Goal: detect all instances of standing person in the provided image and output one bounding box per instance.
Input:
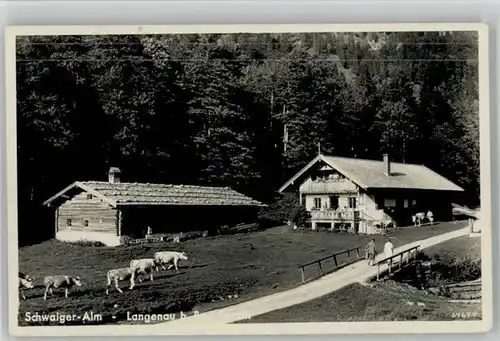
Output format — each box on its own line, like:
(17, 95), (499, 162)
(365, 239), (377, 266)
(468, 217), (475, 233)
(426, 210), (434, 225)
(383, 238), (394, 263)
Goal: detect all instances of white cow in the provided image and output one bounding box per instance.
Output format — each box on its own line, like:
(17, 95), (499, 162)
(18, 276), (34, 300)
(129, 258), (159, 289)
(412, 212), (425, 227)
(106, 267), (135, 294)
(43, 275), (82, 300)
(154, 251), (189, 271)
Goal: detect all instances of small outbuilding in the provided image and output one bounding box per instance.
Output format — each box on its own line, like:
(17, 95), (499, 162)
(43, 168), (265, 246)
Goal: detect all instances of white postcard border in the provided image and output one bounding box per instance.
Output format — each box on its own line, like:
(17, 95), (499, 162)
(4, 22), (492, 337)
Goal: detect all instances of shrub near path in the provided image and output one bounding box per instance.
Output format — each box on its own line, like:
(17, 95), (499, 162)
(17, 221), (467, 326)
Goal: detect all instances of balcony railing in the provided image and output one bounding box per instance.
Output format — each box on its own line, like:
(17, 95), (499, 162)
(299, 179), (358, 194)
(311, 209), (361, 221)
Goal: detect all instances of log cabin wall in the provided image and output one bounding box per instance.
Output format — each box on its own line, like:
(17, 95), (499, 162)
(57, 191), (117, 233)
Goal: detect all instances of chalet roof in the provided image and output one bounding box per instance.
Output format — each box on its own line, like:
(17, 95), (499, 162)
(279, 154), (465, 193)
(43, 181), (265, 208)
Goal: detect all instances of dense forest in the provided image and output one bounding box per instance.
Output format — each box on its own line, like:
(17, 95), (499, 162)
(16, 31), (480, 243)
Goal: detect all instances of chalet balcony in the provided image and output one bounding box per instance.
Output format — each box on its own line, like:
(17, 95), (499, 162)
(299, 179), (358, 194)
(311, 209), (361, 221)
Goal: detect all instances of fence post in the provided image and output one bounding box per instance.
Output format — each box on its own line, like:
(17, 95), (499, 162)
(356, 247), (360, 260)
(377, 263), (380, 281)
(333, 254), (338, 268)
(347, 250), (351, 262)
(399, 254), (403, 270)
(300, 267), (305, 282)
(318, 261), (323, 275)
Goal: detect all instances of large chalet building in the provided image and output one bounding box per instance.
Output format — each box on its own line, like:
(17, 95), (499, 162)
(279, 153), (464, 234)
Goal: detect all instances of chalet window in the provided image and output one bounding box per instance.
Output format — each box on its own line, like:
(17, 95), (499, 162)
(66, 219), (72, 227)
(384, 199), (397, 207)
(82, 219), (89, 227)
(412, 199), (417, 205)
(314, 198), (322, 209)
(404, 199), (409, 208)
(348, 197), (357, 209)
(329, 196), (339, 209)
(86, 194), (93, 200)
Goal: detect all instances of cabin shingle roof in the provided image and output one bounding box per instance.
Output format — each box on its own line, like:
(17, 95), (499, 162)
(43, 181), (264, 207)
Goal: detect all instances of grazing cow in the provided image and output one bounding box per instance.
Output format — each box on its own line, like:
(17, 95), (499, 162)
(18, 275), (34, 300)
(412, 212), (425, 227)
(154, 251), (189, 271)
(129, 258), (159, 289)
(43, 275), (82, 300)
(426, 210), (434, 225)
(106, 267), (135, 294)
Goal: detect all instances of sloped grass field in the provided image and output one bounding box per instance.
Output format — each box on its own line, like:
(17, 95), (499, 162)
(17, 221), (467, 326)
(238, 280), (482, 323)
(423, 235), (481, 261)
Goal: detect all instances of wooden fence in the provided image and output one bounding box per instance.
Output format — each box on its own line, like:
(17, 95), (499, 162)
(374, 245), (420, 281)
(443, 280), (482, 300)
(298, 246), (362, 283)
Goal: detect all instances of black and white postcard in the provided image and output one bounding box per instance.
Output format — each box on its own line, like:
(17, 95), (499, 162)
(4, 24), (492, 336)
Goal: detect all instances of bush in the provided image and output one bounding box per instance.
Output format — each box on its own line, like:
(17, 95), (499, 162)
(67, 240), (106, 247)
(432, 251), (457, 264)
(258, 193), (298, 225)
(177, 230), (206, 241)
(119, 235), (134, 245)
(431, 250), (481, 282)
(455, 257), (481, 282)
(427, 253), (481, 287)
(415, 251), (431, 261)
(291, 205), (311, 228)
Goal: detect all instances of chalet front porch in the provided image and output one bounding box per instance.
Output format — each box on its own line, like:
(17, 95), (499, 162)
(310, 209), (394, 235)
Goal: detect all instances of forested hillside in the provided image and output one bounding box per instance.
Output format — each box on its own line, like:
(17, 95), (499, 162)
(16, 31), (480, 242)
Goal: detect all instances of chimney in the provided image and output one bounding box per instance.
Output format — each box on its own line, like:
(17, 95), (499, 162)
(383, 154), (391, 176)
(108, 167), (121, 184)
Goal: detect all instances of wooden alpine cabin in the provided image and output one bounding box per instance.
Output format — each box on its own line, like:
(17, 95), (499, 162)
(43, 167), (265, 246)
(279, 153), (465, 234)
